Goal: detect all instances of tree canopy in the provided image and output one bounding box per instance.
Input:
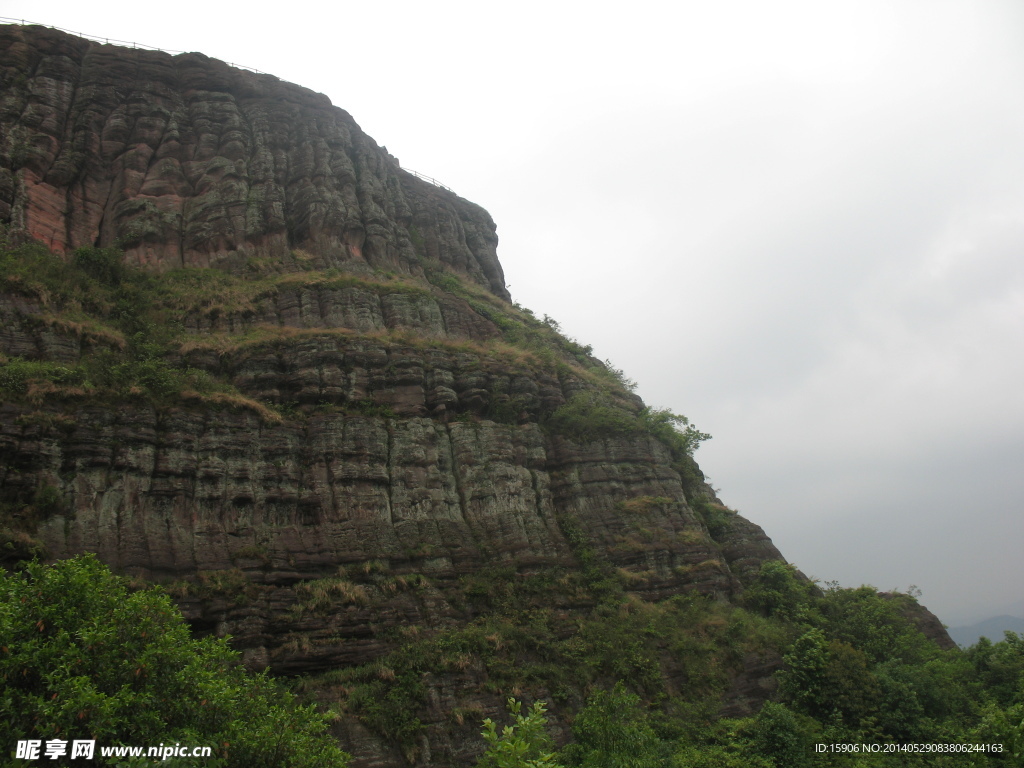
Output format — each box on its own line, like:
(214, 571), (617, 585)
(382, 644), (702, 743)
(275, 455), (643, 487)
(1, 555), (349, 767)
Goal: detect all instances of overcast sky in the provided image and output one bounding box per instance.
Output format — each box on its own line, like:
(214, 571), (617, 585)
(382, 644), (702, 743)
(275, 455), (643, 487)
(7, 0), (1023, 626)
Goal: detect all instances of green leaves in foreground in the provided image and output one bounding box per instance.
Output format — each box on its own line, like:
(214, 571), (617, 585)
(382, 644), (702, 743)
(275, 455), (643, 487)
(0, 555), (349, 767)
(477, 699), (563, 768)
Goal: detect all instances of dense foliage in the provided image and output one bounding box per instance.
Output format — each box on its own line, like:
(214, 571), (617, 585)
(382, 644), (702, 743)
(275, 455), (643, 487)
(0, 555), (349, 767)
(466, 563), (1023, 767)
(283, 552), (1024, 766)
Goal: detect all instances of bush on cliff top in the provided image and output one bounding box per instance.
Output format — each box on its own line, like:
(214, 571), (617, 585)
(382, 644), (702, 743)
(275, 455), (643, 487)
(545, 391), (710, 457)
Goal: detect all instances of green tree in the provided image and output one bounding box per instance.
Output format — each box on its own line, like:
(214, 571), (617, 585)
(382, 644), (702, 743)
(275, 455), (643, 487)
(0, 555), (348, 767)
(778, 627), (830, 715)
(476, 699), (563, 768)
(818, 586), (928, 664)
(559, 683), (672, 768)
(737, 701), (817, 768)
(743, 561), (815, 620)
(971, 699), (1024, 765)
(780, 628), (883, 730)
(967, 632), (1024, 707)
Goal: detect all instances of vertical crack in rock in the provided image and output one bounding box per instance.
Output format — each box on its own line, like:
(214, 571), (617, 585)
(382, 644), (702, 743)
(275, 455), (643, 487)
(384, 417), (395, 527)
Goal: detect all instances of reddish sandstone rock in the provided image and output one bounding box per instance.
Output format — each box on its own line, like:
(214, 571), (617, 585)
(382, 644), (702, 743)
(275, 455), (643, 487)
(0, 24), (509, 300)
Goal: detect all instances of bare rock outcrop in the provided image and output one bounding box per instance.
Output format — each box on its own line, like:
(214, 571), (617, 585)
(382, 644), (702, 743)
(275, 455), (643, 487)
(0, 24), (508, 299)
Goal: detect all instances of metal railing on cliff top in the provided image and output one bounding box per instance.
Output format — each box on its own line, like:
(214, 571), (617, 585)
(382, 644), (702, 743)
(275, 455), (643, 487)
(0, 16), (267, 73)
(401, 168), (453, 193)
(0, 17), (455, 194)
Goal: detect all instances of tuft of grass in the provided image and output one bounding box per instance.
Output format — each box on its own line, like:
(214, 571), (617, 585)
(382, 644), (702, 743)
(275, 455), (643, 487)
(617, 496), (676, 515)
(294, 576), (369, 613)
(180, 389), (283, 424)
(154, 264), (433, 319)
(188, 568), (255, 603)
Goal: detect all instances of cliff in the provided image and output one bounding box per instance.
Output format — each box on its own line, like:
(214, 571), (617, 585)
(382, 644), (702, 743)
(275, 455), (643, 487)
(0, 24), (953, 766)
(0, 24), (507, 297)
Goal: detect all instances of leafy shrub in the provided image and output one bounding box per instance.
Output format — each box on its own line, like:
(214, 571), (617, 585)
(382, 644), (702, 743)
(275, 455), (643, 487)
(345, 673), (425, 755)
(0, 239), (77, 298)
(477, 699), (562, 768)
(559, 682), (672, 768)
(73, 246), (126, 286)
(0, 357), (87, 397)
(545, 394), (709, 458)
(0, 527), (47, 567)
(30, 483), (64, 516)
(691, 499), (733, 540)
(637, 408), (710, 459)
(736, 701), (817, 768)
(0, 555), (349, 767)
(742, 561), (815, 619)
(545, 392), (640, 440)
(427, 271), (463, 294)
(673, 744), (769, 768)
(602, 360), (637, 392)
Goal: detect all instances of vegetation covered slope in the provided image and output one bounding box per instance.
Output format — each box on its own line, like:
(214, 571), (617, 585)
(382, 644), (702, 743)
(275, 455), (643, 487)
(2, 239), (1021, 766)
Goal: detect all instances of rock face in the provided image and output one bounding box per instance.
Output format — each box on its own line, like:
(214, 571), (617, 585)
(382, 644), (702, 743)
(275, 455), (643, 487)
(0, 23), (775, 595)
(0, 24), (508, 298)
(0, 24), (952, 767)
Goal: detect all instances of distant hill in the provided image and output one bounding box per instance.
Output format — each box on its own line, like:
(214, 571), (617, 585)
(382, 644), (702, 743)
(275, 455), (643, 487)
(948, 615), (1024, 647)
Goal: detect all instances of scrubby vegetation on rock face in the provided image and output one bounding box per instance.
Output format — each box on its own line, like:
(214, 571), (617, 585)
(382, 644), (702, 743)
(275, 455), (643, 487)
(2, 24), (1020, 767)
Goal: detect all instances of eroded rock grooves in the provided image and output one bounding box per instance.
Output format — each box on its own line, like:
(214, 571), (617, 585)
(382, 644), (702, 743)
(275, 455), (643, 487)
(2, 24), (949, 767)
(0, 24), (508, 299)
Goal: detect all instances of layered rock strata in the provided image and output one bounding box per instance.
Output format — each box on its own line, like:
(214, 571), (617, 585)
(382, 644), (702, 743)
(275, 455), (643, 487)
(0, 24), (508, 298)
(0, 23), (780, 609)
